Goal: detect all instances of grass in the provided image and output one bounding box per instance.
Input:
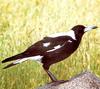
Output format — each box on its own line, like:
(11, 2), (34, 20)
(0, 0), (100, 89)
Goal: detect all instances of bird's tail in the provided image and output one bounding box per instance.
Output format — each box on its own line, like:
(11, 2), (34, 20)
(2, 53), (27, 69)
(2, 53), (25, 63)
(3, 63), (17, 69)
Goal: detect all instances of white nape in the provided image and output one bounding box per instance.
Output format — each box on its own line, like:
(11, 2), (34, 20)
(43, 42), (50, 47)
(47, 45), (61, 52)
(13, 55), (43, 64)
(48, 30), (76, 40)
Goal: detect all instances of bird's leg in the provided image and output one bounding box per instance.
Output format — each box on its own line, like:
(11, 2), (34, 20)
(43, 65), (68, 86)
(45, 69), (57, 82)
(43, 65), (57, 82)
(44, 68), (67, 86)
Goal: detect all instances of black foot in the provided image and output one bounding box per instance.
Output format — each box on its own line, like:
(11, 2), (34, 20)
(51, 80), (69, 86)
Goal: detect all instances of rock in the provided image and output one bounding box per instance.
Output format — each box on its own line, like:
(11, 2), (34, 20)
(37, 71), (100, 89)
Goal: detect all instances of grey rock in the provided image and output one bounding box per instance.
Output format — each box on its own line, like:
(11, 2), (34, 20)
(37, 71), (100, 89)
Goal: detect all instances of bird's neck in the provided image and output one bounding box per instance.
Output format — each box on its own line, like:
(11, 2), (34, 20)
(75, 35), (83, 44)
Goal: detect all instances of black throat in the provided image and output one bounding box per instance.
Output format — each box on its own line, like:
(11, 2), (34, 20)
(75, 32), (84, 43)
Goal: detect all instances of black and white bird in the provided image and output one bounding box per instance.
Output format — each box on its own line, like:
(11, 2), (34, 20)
(2, 25), (97, 82)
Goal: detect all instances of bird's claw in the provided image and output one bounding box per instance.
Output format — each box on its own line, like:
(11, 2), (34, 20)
(51, 80), (69, 86)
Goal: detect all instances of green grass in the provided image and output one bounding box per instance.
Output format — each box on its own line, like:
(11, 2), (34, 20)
(0, 0), (100, 89)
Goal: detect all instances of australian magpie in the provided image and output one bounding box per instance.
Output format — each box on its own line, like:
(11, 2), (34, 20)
(2, 25), (97, 82)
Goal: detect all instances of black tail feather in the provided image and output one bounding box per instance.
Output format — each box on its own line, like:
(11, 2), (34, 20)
(2, 53), (25, 63)
(2, 57), (14, 63)
(3, 63), (17, 69)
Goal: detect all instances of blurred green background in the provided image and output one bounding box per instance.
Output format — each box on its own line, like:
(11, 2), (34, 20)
(0, 0), (100, 89)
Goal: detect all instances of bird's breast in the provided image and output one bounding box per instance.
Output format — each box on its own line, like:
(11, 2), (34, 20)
(42, 41), (80, 65)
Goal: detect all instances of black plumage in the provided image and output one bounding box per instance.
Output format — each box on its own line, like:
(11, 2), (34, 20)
(2, 25), (97, 82)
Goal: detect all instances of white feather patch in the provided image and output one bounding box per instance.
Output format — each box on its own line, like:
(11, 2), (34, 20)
(49, 30), (76, 40)
(47, 45), (61, 52)
(13, 55), (43, 64)
(43, 42), (50, 47)
(68, 40), (72, 43)
(29, 55), (43, 62)
(54, 45), (61, 49)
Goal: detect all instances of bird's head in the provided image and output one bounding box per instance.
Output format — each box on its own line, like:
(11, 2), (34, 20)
(71, 25), (97, 40)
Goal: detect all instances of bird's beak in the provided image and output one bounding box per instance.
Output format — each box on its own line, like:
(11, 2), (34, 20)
(84, 25), (98, 32)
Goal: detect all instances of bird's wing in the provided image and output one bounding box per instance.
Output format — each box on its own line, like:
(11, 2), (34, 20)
(27, 36), (74, 53)
(2, 36), (74, 69)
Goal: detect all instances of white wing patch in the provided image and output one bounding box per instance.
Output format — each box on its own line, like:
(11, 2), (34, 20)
(49, 30), (76, 40)
(47, 45), (61, 52)
(13, 55), (43, 64)
(43, 42), (50, 47)
(54, 45), (61, 49)
(68, 40), (72, 43)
